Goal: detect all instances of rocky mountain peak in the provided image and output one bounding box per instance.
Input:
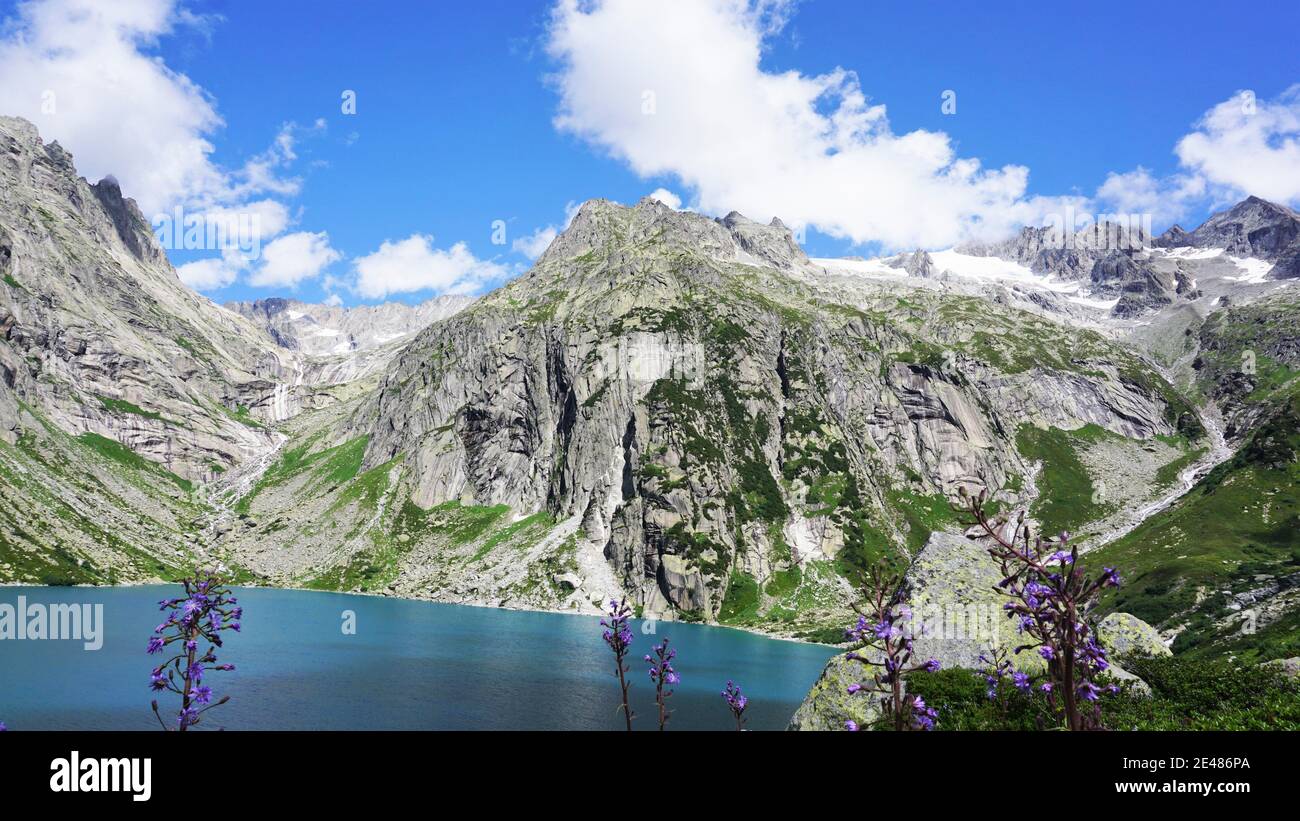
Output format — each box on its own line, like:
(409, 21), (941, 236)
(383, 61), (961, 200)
(534, 197), (811, 276)
(1185, 195), (1300, 260)
(90, 174), (164, 265)
(718, 209), (809, 269)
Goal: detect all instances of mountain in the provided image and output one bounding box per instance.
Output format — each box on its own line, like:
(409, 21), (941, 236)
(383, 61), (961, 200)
(226, 295), (473, 356)
(0, 115), (296, 582)
(1158, 196), (1300, 263)
(0, 116), (397, 584)
(211, 197), (1214, 642)
(1, 113), (1297, 660)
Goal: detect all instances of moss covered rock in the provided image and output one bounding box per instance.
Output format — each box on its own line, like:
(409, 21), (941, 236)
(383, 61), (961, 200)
(901, 531), (1045, 672)
(786, 652), (880, 731)
(1097, 612), (1170, 659)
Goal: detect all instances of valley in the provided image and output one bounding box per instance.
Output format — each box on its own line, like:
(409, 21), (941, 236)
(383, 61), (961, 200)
(1, 114), (1298, 664)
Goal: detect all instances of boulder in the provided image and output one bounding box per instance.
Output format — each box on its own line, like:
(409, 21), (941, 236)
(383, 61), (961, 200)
(790, 533), (1168, 728)
(1261, 657), (1300, 679)
(1096, 612), (1171, 659)
(900, 531), (1043, 672)
(786, 653), (880, 731)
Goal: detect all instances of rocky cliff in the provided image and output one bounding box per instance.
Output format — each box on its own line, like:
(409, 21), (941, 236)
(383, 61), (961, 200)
(211, 197), (1205, 640)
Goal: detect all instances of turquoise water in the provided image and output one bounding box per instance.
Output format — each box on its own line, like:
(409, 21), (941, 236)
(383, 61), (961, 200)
(0, 586), (836, 730)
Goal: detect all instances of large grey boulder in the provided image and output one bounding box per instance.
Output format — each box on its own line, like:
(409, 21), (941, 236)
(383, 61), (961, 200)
(899, 531), (1042, 672)
(1096, 612), (1171, 659)
(1261, 657), (1300, 679)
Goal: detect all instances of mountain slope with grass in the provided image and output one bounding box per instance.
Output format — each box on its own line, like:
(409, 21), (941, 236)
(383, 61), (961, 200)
(1088, 291), (1300, 663)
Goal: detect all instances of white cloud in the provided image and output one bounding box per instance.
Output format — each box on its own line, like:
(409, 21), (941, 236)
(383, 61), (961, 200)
(512, 225), (559, 259)
(323, 292), (343, 307)
(545, 0), (1075, 250)
(1174, 86), (1300, 206)
(248, 231), (341, 289)
(1094, 167), (1206, 226)
(353, 235), (508, 299)
(0, 0), (322, 293)
(647, 188), (682, 209)
(0, 0), (301, 216)
(176, 257), (237, 291)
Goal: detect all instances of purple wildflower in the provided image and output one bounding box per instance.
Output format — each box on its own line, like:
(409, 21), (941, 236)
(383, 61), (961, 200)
(599, 598), (635, 731)
(910, 695), (938, 731)
(646, 637), (679, 730)
(722, 680), (748, 731)
(147, 570), (242, 731)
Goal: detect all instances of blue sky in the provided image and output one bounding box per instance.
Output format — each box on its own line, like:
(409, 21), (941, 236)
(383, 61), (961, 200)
(1, 0), (1298, 306)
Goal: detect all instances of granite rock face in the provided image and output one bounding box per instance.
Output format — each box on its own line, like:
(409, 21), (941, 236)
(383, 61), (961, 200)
(0, 115), (291, 479)
(347, 198), (1189, 624)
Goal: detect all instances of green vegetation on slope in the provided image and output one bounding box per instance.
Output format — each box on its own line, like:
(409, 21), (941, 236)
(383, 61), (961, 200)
(1015, 424), (1118, 535)
(78, 432), (192, 492)
(1088, 392), (1300, 661)
(908, 655), (1300, 730)
(236, 434), (368, 514)
(0, 407), (201, 584)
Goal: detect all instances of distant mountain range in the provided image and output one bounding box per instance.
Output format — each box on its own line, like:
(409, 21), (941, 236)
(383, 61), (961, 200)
(1, 114), (1296, 663)
(225, 295), (473, 357)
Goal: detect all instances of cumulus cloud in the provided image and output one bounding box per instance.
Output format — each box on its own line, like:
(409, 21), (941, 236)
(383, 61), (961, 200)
(1094, 167), (1206, 226)
(0, 0), (302, 215)
(647, 187), (682, 209)
(545, 0), (1076, 250)
(0, 0), (321, 292)
(1174, 86), (1300, 206)
(1095, 87), (1300, 228)
(512, 225), (558, 259)
(176, 257), (237, 291)
(353, 235), (509, 299)
(248, 231), (342, 288)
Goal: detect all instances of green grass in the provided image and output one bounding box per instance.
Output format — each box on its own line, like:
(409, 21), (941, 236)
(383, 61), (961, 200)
(1154, 444), (1206, 488)
(718, 572), (761, 623)
(97, 395), (164, 421)
(1016, 423), (1117, 535)
(78, 432), (191, 492)
(888, 488), (963, 552)
(235, 434), (367, 514)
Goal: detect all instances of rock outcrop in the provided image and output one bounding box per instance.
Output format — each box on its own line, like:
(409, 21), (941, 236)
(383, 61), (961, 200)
(1155, 196), (1300, 280)
(788, 531), (1166, 729)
